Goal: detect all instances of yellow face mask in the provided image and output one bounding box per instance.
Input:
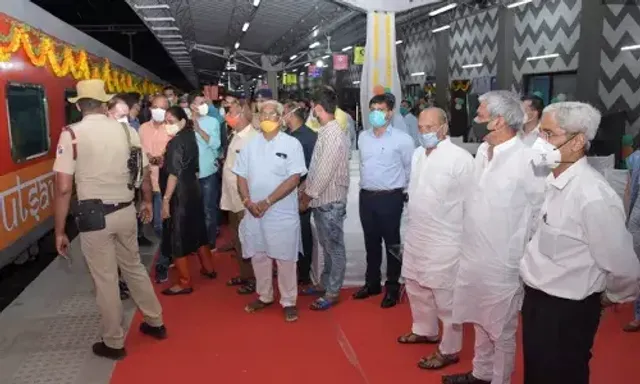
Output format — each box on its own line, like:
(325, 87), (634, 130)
(260, 120), (280, 133)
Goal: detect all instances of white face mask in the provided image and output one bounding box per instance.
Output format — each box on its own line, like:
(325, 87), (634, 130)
(531, 137), (561, 169)
(116, 117), (129, 124)
(219, 107), (226, 117)
(165, 124), (180, 136)
(197, 104), (209, 116)
(151, 108), (166, 123)
(183, 108), (192, 119)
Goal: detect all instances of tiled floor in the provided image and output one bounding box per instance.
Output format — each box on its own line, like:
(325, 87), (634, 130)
(0, 232), (157, 384)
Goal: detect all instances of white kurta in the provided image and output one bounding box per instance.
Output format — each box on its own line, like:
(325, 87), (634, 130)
(232, 131), (308, 261)
(453, 137), (546, 340)
(402, 138), (474, 290)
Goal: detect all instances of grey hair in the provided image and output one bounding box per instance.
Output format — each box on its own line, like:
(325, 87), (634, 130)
(259, 99), (284, 116)
(543, 102), (601, 141)
(478, 90), (526, 131)
(423, 107), (450, 134)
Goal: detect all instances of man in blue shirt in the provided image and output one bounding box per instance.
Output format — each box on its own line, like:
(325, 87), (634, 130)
(188, 91), (222, 248)
(354, 93), (414, 308)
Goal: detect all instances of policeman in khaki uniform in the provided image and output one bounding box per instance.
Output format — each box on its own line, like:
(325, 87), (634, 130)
(53, 79), (166, 360)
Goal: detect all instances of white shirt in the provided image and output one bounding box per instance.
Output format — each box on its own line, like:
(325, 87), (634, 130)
(232, 131), (307, 261)
(453, 137), (546, 339)
(519, 125), (539, 147)
(520, 157), (640, 302)
(402, 138), (474, 289)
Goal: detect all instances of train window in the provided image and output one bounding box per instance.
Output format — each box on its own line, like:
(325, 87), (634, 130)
(6, 83), (50, 163)
(64, 89), (82, 125)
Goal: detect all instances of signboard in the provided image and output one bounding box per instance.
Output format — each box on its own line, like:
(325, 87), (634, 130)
(333, 54), (349, 70)
(353, 46), (365, 65)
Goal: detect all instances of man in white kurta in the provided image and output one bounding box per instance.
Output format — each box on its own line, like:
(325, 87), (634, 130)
(399, 108), (474, 370)
(233, 100), (307, 322)
(444, 91), (546, 384)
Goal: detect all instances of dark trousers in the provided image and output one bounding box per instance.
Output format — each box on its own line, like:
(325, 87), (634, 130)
(358, 189), (404, 287)
(297, 209), (313, 283)
(199, 173), (220, 247)
(522, 285), (602, 384)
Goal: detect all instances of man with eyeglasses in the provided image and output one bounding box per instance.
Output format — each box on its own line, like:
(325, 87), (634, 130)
(284, 101), (317, 287)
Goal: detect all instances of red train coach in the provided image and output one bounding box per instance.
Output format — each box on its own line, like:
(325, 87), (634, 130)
(0, 10), (164, 270)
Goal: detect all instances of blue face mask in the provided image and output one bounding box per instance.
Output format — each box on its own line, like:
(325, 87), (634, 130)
(420, 132), (440, 149)
(368, 110), (388, 128)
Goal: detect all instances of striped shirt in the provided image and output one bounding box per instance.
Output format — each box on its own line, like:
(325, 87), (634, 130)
(305, 120), (350, 208)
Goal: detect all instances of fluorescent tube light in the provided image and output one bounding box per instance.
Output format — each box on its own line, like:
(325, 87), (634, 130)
(135, 4), (169, 9)
(313, 28), (319, 37)
(462, 63), (483, 69)
(621, 44), (640, 52)
(432, 25), (451, 33)
(342, 46), (353, 52)
(163, 41), (185, 45)
(353, 81), (360, 85)
(242, 22), (250, 32)
(144, 17), (175, 22)
(309, 42), (320, 49)
(322, 55), (330, 59)
(290, 54), (298, 60)
(411, 72), (425, 77)
(396, 40), (403, 45)
(526, 53), (559, 61)
(158, 34), (182, 38)
(429, 3), (457, 17)
(507, 0), (533, 8)
(234, 42), (240, 49)
(152, 27), (179, 31)
(304, 63), (310, 67)
(253, 0), (261, 6)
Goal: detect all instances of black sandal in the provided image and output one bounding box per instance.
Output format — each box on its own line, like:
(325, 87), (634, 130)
(418, 351), (460, 370)
(226, 276), (247, 286)
(237, 280), (256, 295)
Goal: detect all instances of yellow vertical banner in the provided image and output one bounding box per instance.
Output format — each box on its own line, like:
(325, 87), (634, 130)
(353, 47), (365, 65)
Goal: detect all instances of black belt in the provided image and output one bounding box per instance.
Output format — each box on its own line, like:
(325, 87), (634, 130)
(360, 188), (403, 195)
(103, 201), (133, 215)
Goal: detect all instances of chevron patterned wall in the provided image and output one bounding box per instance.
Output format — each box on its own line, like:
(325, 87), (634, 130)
(599, 4), (640, 134)
(397, 21), (436, 86)
(512, 0), (582, 92)
(449, 7), (499, 81)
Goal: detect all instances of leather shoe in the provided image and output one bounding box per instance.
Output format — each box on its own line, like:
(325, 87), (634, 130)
(442, 372), (490, 384)
(352, 285), (382, 300)
(380, 288), (399, 308)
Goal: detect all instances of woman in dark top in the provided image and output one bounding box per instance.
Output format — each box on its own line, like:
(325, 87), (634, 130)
(159, 106), (217, 295)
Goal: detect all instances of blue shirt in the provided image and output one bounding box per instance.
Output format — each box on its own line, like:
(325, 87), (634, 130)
(358, 125), (414, 190)
(195, 115), (221, 178)
(207, 103), (224, 124)
(128, 117), (140, 131)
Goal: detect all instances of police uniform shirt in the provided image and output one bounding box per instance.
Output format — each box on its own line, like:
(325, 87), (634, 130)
(53, 114), (149, 203)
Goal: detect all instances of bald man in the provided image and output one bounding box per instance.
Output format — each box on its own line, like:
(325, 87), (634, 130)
(398, 108), (474, 370)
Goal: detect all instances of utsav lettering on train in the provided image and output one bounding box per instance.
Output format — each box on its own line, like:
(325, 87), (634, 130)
(0, 12), (165, 270)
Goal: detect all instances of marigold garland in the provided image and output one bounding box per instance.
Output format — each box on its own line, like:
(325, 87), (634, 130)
(0, 21), (162, 95)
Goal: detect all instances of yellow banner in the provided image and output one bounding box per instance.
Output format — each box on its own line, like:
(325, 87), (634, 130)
(282, 73), (297, 85)
(353, 46), (365, 65)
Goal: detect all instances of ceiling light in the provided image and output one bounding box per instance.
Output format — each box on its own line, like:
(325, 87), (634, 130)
(429, 3), (457, 16)
(235, 42), (240, 49)
(242, 22), (250, 32)
(304, 63), (310, 67)
(621, 44), (640, 51)
(526, 53), (559, 61)
(158, 34), (182, 38)
(341, 46), (352, 52)
(462, 63), (483, 69)
(258, 75), (262, 78)
(163, 41), (185, 45)
(432, 25), (451, 33)
(411, 72), (425, 77)
(253, 0), (261, 6)
(135, 4), (169, 9)
(506, 0), (533, 8)
(152, 27), (179, 31)
(309, 42), (320, 49)
(316, 60), (324, 67)
(322, 55), (330, 59)
(353, 81), (360, 85)
(313, 28), (319, 37)
(144, 17), (175, 22)
(395, 40), (403, 45)
(290, 54), (298, 60)
(300, 71), (305, 74)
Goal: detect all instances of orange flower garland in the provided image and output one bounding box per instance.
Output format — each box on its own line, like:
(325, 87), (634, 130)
(0, 21), (162, 94)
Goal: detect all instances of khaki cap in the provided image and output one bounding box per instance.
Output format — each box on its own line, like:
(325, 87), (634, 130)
(68, 79), (114, 103)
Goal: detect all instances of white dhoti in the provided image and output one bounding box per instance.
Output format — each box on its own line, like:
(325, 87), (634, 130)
(251, 252), (298, 307)
(405, 279), (462, 355)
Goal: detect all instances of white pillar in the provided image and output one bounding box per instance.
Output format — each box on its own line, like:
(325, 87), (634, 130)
(359, 11), (402, 130)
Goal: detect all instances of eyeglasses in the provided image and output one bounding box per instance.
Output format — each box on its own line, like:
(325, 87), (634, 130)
(259, 111), (279, 118)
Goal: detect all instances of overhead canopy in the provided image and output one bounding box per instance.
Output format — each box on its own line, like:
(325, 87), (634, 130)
(125, 0), (454, 89)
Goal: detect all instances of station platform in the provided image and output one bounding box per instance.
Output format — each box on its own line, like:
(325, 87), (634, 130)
(0, 225), (639, 384)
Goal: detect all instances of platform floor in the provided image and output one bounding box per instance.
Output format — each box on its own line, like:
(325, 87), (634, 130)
(0, 230), (157, 384)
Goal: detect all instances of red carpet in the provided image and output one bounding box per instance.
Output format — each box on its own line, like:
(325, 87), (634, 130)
(112, 228), (640, 384)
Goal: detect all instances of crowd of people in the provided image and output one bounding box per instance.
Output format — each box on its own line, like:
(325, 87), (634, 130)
(52, 79), (640, 384)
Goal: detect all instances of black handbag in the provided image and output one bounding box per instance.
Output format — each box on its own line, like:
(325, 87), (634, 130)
(73, 199), (106, 233)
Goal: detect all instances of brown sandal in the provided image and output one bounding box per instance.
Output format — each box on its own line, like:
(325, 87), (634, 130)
(244, 299), (273, 313)
(397, 332), (440, 344)
(418, 351), (460, 370)
(237, 280), (256, 295)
